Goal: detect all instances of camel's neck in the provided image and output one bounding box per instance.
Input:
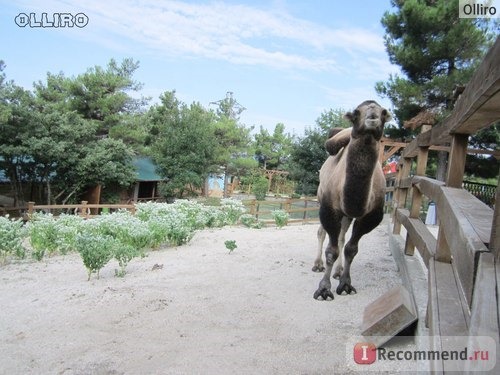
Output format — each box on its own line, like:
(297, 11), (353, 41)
(342, 135), (380, 218)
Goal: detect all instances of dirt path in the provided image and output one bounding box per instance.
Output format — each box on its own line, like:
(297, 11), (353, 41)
(0, 222), (412, 374)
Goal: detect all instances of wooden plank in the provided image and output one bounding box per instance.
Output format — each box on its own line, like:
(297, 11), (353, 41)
(396, 208), (436, 267)
(490, 175), (500, 259)
(361, 285), (417, 346)
(444, 187), (493, 245)
(438, 186), (491, 306)
(465, 252), (500, 373)
(412, 176), (445, 203)
(467, 252), (498, 337)
(428, 259), (469, 336)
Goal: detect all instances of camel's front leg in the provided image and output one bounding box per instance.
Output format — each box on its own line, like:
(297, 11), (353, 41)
(312, 225), (326, 272)
(332, 217), (352, 279)
(336, 208), (383, 295)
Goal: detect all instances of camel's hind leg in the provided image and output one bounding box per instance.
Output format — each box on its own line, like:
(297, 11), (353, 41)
(312, 225), (326, 272)
(314, 207), (343, 300)
(336, 207), (383, 295)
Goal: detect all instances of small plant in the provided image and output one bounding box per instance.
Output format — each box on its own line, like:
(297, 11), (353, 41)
(272, 209), (289, 228)
(75, 233), (115, 280)
(224, 240), (237, 254)
(114, 244), (139, 277)
(239, 214), (265, 229)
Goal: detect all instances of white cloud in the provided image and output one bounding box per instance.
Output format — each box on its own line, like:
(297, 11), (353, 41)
(14, 0), (386, 72)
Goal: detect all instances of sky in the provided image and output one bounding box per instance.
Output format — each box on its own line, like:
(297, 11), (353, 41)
(0, 0), (400, 136)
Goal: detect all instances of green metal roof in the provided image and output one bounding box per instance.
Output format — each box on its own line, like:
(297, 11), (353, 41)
(133, 157), (163, 181)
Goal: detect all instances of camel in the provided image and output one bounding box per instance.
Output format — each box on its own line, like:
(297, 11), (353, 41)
(313, 100), (391, 300)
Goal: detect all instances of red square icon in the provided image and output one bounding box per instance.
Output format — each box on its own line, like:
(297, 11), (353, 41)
(353, 342), (377, 364)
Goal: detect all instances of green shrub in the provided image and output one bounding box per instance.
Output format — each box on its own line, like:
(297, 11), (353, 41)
(76, 233), (116, 280)
(252, 176), (269, 201)
(0, 216), (26, 261)
(272, 209), (289, 228)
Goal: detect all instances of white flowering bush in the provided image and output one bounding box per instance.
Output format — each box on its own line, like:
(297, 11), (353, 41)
(0, 215), (27, 261)
(3, 199), (248, 278)
(220, 198), (247, 225)
(27, 213), (59, 260)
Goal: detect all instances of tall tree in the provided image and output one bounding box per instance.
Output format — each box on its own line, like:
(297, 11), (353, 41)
(0, 59), (142, 205)
(376, 0), (494, 179)
(150, 91), (219, 198)
(254, 123), (293, 170)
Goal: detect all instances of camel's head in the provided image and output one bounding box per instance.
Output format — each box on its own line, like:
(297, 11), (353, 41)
(344, 100), (391, 141)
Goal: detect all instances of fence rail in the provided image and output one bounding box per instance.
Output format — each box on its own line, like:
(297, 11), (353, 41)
(243, 197), (320, 224)
(26, 201), (136, 219)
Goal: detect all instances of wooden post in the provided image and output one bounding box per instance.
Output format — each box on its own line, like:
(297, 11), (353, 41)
(303, 199), (308, 222)
(435, 134), (469, 262)
(446, 134), (468, 188)
(405, 146), (429, 255)
(393, 157), (412, 234)
(27, 202), (35, 220)
(80, 201), (88, 219)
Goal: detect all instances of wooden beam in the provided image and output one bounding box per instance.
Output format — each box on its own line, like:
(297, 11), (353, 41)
(438, 186), (492, 306)
(396, 208), (436, 268)
(412, 176), (445, 203)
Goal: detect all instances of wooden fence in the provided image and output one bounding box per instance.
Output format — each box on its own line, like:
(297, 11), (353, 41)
(243, 197), (320, 224)
(391, 38), (499, 373)
(26, 201), (135, 219)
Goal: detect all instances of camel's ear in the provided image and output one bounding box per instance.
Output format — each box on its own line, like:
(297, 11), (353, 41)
(382, 109), (392, 123)
(325, 127), (351, 155)
(344, 109), (359, 125)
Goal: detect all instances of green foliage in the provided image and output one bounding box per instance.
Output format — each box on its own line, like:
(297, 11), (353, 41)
(114, 244), (140, 277)
(0, 58), (146, 206)
(271, 209), (289, 228)
(28, 213), (59, 259)
(377, 0), (492, 127)
(75, 233), (116, 280)
(252, 176), (269, 201)
(0, 216), (26, 262)
(254, 123), (294, 170)
(224, 240), (237, 254)
(239, 214), (265, 229)
(288, 127), (328, 196)
(150, 91), (219, 198)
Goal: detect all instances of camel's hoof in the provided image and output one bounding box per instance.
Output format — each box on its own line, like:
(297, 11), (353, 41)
(336, 282), (357, 295)
(313, 288), (334, 300)
(312, 265), (325, 273)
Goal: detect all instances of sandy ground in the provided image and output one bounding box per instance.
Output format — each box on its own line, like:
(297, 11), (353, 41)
(1, 220), (414, 375)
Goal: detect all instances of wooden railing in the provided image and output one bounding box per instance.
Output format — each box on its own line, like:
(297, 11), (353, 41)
(390, 38), (500, 373)
(27, 201), (135, 219)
